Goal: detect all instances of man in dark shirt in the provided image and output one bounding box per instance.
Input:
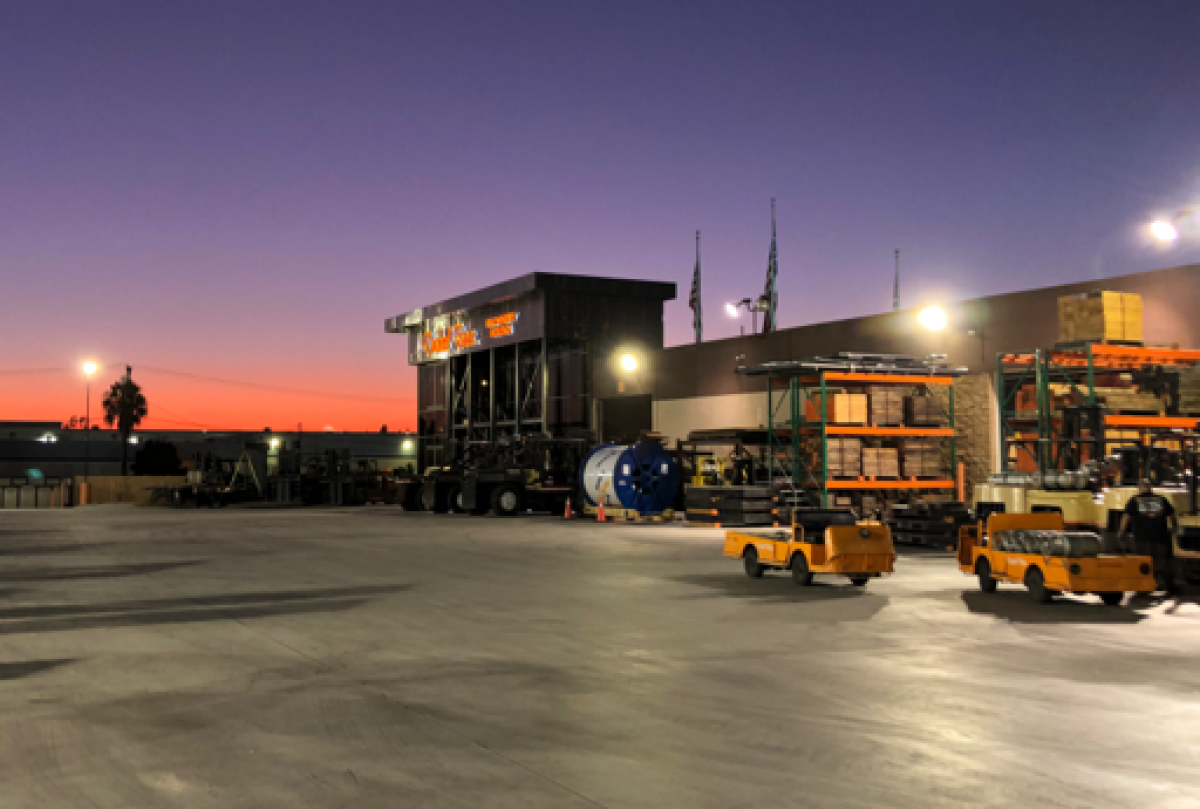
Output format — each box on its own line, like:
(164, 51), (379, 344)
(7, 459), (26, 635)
(1119, 480), (1178, 593)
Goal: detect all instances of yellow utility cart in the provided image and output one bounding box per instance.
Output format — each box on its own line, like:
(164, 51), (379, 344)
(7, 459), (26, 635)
(724, 510), (895, 586)
(956, 512), (1156, 604)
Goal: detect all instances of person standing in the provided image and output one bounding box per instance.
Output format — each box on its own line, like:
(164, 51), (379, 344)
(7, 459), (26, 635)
(1119, 480), (1179, 593)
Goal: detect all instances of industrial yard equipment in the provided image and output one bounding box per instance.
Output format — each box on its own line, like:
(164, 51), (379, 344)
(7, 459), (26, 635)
(956, 511), (1155, 604)
(459, 434), (590, 516)
(578, 439), (680, 519)
(723, 508), (895, 586)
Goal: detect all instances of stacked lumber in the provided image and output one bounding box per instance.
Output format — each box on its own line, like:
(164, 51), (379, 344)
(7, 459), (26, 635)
(862, 447), (899, 477)
(826, 437), (862, 476)
(1178, 367), (1200, 415)
(904, 395), (947, 426)
(902, 438), (943, 477)
(809, 393), (867, 424)
(1057, 291), (1143, 344)
(685, 485), (775, 527)
(1093, 387), (1163, 413)
(867, 387), (903, 426)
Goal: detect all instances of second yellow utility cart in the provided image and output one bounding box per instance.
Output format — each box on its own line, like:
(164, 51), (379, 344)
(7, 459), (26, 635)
(724, 509), (895, 586)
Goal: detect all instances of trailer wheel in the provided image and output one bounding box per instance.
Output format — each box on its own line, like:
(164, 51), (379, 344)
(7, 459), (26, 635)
(1025, 567), (1053, 604)
(976, 557), (997, 593)
(850, 577), (869, 587)
(790, 552), (812, 586)
(1099, 592), (1124, 606)
(743, 547), (765, 578)
(491, 484), (521, 517)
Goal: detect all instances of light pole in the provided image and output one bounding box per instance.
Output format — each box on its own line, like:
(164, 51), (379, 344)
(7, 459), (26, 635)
(726, 295), (772, 335)
(82, 361), (97, 503)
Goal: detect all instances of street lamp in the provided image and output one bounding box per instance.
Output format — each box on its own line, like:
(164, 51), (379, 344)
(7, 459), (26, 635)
(620, 353), (639, 373)
(1149, 208), (1193, 243)
(82, 360), (98, 503)
(726, 295), (771, 335)
(1150, 220), (1179, 243)
(918, 305), (948, 332)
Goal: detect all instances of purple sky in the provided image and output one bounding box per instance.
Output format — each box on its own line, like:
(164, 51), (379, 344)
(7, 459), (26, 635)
(3, 1), (1199, 429)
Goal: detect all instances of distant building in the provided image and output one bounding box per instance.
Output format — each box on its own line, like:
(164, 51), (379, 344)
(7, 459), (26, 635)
(0, 425), (418, 479)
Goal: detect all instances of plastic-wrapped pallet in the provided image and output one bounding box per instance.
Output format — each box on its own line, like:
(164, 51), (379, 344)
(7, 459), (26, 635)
(993, 530), (1103, 558)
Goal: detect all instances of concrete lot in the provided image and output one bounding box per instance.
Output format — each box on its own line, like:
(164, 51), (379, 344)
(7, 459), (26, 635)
(0, 507), (1197, 808)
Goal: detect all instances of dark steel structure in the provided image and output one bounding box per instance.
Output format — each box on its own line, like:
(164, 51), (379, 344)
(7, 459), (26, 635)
(387, 273), (676, 470)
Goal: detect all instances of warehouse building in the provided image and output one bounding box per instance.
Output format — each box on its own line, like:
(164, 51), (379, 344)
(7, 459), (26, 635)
(386, 273), (676, 470)
(392, 262), (1200, 498)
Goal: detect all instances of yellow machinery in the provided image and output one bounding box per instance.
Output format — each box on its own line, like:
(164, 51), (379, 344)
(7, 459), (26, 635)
(723, 510), (895, 586)
(956, 512), (1155, 604)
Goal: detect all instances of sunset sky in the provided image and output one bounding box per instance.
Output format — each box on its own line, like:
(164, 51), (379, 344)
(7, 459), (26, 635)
(3, 1), (1199, 431)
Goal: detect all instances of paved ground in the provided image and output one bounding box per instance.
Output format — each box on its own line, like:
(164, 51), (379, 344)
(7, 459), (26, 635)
(0, 506), (1198, 808)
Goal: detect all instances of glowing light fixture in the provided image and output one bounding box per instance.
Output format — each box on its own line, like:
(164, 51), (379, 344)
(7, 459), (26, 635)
(1150, 220), (1179, 242)
(918, 305), (948, 332)
(82, 360), (98, 376)
(725, 302), (740, 318)
(402, 439), (414, 452)
(269, 437), (280, 449)
(620, 353), (639, 373)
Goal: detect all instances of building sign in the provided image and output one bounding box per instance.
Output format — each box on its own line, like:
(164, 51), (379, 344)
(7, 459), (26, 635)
(485, 312), (519, 339)
(409, 298), (540, 364)
(422, 322), (481, 356)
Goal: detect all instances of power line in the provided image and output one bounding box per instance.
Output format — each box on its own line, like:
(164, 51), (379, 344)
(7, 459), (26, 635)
(131, 365), (401, 404)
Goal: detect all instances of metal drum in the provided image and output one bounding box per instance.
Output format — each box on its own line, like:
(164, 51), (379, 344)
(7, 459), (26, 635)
(579, 442), (680, 516)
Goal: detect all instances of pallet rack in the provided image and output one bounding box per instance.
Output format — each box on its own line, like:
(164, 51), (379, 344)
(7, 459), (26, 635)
(998, 343), (1200, 472)
(739, 358), (964, 509)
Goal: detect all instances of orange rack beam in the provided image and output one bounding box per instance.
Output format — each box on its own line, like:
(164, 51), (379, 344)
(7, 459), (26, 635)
(824, 426), (956, 437)
(1104, 415), (1199, 429)
(825, 480), (956, 490)
(820, 372), (956, 386)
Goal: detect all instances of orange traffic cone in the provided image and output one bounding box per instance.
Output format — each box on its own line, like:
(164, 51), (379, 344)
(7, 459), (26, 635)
(596, 502), (607, 522)
(564, 499), (573, 519)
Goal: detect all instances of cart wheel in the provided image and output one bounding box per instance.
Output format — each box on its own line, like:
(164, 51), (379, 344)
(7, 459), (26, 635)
(790, 552), (812, 586)
(743, 548), (765, 579)
(1099, 592), (1124, 606)
(1025, 567), (1053, 604)
(850, 577), (869, 587)
(976, 557), (997, 593)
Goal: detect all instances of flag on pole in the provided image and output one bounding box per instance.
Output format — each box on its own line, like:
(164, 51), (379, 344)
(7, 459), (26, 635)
(762, 198), (778, 332)
(689, 230), (702, 343)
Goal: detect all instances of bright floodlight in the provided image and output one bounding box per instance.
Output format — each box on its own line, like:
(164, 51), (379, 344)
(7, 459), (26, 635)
(1150, 220), (1179, 242)
(725, 302), (740, 318)
(620, 353), (639, 373)
(82, 361), (98, 376)
(918, 305), (948, 332)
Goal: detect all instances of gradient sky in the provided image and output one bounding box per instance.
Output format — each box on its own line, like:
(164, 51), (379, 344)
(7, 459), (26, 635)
(3, 1), (1199, 431)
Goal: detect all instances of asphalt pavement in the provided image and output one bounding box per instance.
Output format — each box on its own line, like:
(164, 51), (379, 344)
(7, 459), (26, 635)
(0, 506), (1197, 808)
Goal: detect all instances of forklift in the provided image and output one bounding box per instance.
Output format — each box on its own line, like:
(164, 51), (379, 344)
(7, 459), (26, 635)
(723, 508), (895, 587)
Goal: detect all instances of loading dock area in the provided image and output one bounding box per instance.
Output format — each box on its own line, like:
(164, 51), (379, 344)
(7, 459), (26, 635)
(2, 506), (1198, 808)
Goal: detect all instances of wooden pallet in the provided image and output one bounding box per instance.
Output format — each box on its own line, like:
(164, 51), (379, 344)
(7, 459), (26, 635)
(589, 507), (676, 523)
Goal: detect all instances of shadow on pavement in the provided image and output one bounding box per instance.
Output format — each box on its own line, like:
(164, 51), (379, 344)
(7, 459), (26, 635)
(0, 658), (76, 680)
(0, 584), (411, 620)
(0, 560), (204, 582)
(0, 543), (115, 557)
(673, 572), (889, 604)
(0, 599), (374, 636)
(961, 590), (1147, 624)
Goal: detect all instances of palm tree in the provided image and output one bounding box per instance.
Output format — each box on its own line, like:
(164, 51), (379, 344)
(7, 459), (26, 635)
(102, 366), (148, 476)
